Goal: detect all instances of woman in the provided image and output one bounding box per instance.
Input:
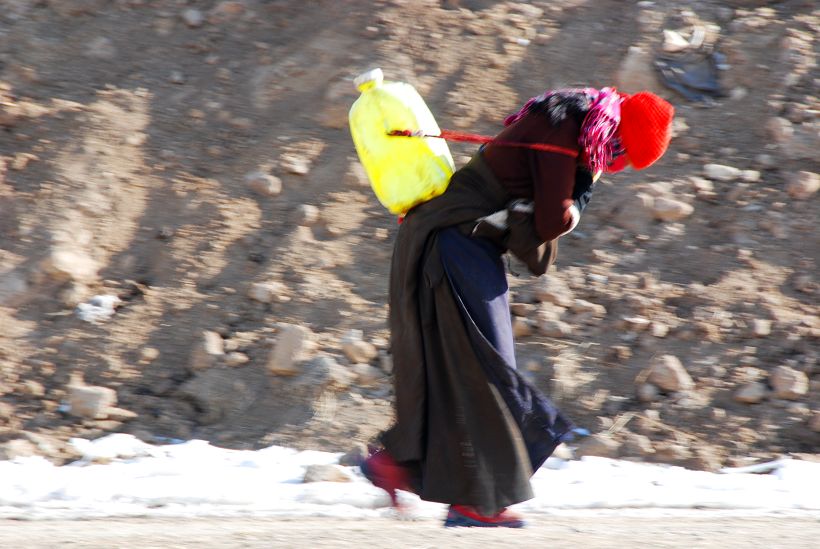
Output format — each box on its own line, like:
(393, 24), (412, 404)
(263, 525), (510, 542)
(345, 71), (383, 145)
(362, 88), (674, 527)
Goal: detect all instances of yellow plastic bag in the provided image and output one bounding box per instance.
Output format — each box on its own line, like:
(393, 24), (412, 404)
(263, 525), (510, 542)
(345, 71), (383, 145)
(349, 69), (455, 216)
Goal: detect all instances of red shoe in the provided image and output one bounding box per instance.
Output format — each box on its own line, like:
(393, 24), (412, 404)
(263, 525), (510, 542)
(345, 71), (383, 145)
(360, 448), (412, 507)
(444, 505), (526, 528)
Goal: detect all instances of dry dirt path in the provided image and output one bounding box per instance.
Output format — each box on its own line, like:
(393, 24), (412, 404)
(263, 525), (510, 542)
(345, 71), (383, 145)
(1, 515), (819, 548)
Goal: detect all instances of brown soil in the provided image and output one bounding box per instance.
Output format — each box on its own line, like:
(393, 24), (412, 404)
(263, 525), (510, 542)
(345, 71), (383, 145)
(0, 1), (817, 470)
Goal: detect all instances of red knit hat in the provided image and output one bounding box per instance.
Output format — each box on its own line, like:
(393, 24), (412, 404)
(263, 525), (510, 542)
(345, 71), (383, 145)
(619, 92), (675, 170)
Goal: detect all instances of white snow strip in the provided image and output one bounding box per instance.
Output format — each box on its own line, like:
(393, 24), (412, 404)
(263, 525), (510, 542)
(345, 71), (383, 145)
(0, 434), (817, 520)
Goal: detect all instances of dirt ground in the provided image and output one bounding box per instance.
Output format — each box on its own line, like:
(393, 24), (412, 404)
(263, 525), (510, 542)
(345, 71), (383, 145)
(0, 0), (818, 471)
(1, 515), (820, 548)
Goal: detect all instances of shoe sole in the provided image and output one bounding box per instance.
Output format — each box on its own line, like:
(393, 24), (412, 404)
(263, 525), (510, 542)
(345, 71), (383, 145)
(444, 513), (525, 528)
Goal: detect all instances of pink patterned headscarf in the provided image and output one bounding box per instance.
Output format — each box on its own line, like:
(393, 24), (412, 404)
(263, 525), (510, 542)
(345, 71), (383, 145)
(504, 87), (624, 174)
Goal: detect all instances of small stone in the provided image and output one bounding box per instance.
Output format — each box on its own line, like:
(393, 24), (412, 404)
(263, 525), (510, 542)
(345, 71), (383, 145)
(621, 316), (651, 332)
(352, 363), (384, 387)
(267, 324), (311, 376)
(341, 330), (378, 364)
(574, 434), (621, 459)
(637, 383), (660, 403)
(0, 439), (38, 460)
(766, 117), (794, 143)
(653, 442), (692, 463)
(169, 71), (185, 85)
(189, 331), (225, 371)
(538, 319), (572, 338)
(650, 322), (670, 338)
(225, 352), (249, 367)
(647, 355), (694, 392)
(571, 299), (607, 316)
(741, 170), (761, 182)
(280, 155), (311, 175)
(22, 380), (46, 398)
(308, 355), (355, 391)
(621, 433), (655, 457)
(704, 163), (741, 181)
(770, 366), (809, 400)
(534, 277), (574, 307)
(68, 384), (117, 419)
(297, 204), (320, 226)
(247, 281), (289, 304)
(512, 316), (533, 338)
(182, 8), (205, 27)
(106, 407), (138, 421)
(734, 381), (768, 404)
(41, 247), (99, 283)
(338, 443), (368, 466)
(303, 464), (353, 483)
(140, 347), (160, 363)
(651, 197), (694, 221)
(786, 171), (819, 200)
(690, 176), (714, 193)
(751, 319), (772, 337)
(245, 171), (282, 196)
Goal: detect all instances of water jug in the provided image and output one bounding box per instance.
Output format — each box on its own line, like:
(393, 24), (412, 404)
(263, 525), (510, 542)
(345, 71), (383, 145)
(349, 68), (455, 215)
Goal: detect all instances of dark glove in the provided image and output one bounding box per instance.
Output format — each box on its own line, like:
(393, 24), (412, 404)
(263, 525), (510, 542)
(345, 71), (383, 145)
(572, 168), (595, 213)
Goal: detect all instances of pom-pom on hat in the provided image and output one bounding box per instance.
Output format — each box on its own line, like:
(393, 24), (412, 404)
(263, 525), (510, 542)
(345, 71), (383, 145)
(618, 92), (675, 170)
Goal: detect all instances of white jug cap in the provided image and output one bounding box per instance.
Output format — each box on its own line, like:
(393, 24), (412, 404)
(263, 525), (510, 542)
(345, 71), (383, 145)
(354, 68), (384, 91)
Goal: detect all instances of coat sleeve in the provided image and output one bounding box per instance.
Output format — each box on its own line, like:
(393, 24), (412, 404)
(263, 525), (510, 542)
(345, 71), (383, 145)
(529, 140), (580, 242)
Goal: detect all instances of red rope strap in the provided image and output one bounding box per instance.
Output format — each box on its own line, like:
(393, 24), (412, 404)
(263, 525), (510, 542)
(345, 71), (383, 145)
(388, 129), (579, 158)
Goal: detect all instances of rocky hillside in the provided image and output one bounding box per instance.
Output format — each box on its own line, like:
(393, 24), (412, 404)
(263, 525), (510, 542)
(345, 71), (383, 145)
(0, 0), (817, 470)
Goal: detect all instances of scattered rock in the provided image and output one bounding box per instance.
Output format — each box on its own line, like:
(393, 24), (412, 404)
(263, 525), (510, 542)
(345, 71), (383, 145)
(306, 355), (355, 391)
(352, 363), (384, 387)
(651, 197), (694, 222)
(189, 331), (225, 371)
(247, 281), (289, 304)
(770, 366), (809, 400)
(785, 171), (819, 200)
(538, 319), (572, 338)
(338, 443), (368, 466)
(512, 316), (533, 338)
(245, 171), (282, 196)
(612, 192), (654, 234)
(621, 433), (655, 457)
(647, 355), (694, 392)
(106, 407), (138, 421)
(703, 163), (741, 181)
(574, 433), (621, 459)
(68, 383), (117, 419)
(41, 248), (99, 284)
(734, 381), (768, 404)
(751, 319), (772, 337)
(297, 204), (320, 226)
(225, 352), (250, 367)
(178, 368), (253, 425)
(267, 324), (312, 376)
(766, 116), (793, 143)
(341, 330), (377, 364)
(0, 438), (38, 460)
(181, 8), (205, 28)
(303, 464), (353, 483)
(534, 277), (574, 307)
(139, 347), (160, 363)
(637, 382), (660, 403)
